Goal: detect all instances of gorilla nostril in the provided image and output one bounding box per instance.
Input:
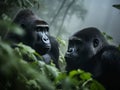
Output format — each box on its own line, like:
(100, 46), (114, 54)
(44, 38), (48, 41)
(43, 37), (48, 41)
(43, 38), (47, 41)
(42, 36), (49, 43)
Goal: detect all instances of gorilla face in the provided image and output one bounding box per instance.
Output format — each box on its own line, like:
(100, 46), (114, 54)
(12, 9), (51, 55)
(22, 19), (51, 55)
(65, 27), (108, 71)
(65, 36), (97, 66)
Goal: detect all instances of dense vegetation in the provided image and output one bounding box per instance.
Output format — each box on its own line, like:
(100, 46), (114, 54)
(0, 19), (105, 90)
(0, 0), (120, 90)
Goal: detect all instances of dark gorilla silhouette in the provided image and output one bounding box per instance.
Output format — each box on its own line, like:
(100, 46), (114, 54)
(7, 9), (59, 68)
(65, 27), (120, 90)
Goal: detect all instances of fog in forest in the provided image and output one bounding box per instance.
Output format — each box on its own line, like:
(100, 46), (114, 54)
(33, 0), (120, 45)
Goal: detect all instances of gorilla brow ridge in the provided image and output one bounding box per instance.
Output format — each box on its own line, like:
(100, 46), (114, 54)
(69, 36), (82, 41)
(35, 20), (49, 26)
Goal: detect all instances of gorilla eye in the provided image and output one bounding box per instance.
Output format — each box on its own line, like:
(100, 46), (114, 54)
(45, 27), (49, 32)
(93, 39), (99, 47)
(35, 27), (42, 32)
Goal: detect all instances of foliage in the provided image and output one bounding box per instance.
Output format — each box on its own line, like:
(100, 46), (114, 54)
(0, 0), (105, 90)
(57, 37), (67, 71)
(118, 44), (120, 50)
(0, 41), (55, 90)
(0, 0), (39, 8)
(0, 21), (105, 90)
(0, 20), (24, 40)
(0, 39), (105, 90)
(0, 0), (40, 18)
(103, 32), (113, 41)
(113, 4), (120, 10)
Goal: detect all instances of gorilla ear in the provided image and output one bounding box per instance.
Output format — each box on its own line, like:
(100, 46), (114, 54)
(93, 39), (99, 48)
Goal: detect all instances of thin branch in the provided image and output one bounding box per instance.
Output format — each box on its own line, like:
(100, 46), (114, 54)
(57, 0), (76, 36)
(50, 0), (67, 26)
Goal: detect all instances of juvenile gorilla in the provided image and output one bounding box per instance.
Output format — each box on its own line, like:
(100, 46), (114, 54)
(8, 9), (59, 68)
(65, 27), (120, 90)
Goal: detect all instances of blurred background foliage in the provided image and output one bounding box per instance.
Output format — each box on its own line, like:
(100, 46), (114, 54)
(113, 4), (120, 10)
(0, 37), (105, 90)
(0, 0), (120, 90)
(0, 27), (105, 90)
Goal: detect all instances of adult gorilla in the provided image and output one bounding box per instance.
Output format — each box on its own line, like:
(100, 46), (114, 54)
(8, 9), (59, 68)
(65, 27), (120, 90)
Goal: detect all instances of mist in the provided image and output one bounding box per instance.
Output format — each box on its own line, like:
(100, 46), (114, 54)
(35, 0), (120, 45)
(80, 0), (120, 45)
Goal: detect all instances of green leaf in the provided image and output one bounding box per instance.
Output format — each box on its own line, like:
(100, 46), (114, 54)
(113, 4), (120, 10)
(17, 43), (35, 53)
(57, 37), (66, 46)
(80, 72), (92, 80)
(0, 20), (24, 38)
(90, 80), (105, 90)
(102, 32), (113, 41)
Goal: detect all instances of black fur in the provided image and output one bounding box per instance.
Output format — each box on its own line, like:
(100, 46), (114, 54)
(65, 27), (120, 90)
(7, 9), (59, 68)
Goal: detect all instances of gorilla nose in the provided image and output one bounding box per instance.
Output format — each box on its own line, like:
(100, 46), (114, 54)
(42, 35), (50, 44)
(42, 36), (49, 41)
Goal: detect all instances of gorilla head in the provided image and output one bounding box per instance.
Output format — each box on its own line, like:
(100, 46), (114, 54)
(12, 9), (51, 55)
(65, 27), (108, 72)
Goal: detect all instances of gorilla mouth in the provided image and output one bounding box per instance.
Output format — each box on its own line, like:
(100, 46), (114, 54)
(37, 46), (50, 51)
(34, 44), (51, 55)
(65, 54), (76, 59)
(44, 45), (51, 49)
(35, 43), (51, 49)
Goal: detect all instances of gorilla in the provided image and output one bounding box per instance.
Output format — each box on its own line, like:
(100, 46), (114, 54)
(8, 9), (59, 68)
(65, 27), (120, 90)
